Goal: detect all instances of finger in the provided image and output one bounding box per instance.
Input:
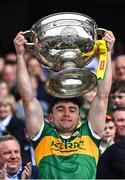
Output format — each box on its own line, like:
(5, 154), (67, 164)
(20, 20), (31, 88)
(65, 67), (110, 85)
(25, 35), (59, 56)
(14, 38), (27, 46)
(104, 31), (115, 40)
(14, 32), (26, 42)
(16, 38), (27, 44)
(0, 164), (7, 177)
(17, 31), (25, 37)
(24, 162), (31, 170)
(26, 162), (32, 169)
(22, 169), (29, 177)
(24, 167), (30, 174)
(103, 34), (115, 42)
(15, 35), (26, 43)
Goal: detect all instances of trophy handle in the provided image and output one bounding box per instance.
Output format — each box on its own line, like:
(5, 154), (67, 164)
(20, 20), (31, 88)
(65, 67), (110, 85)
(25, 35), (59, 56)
(95, 28), (107, 40)
(23, 30), (38, 48)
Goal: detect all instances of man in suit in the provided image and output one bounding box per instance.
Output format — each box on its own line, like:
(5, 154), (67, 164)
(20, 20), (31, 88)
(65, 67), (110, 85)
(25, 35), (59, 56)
(0, 95), (28, 164)
(97, 106), (125, 178)
(0, 135), (39, 179)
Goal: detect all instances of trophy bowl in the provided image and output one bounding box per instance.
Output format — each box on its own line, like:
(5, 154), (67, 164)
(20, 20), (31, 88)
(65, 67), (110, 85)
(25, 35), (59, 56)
(24, 12), (106, 98)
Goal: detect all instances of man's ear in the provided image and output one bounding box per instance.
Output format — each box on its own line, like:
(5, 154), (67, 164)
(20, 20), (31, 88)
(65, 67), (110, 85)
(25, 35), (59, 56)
(48, 113), (53, 123)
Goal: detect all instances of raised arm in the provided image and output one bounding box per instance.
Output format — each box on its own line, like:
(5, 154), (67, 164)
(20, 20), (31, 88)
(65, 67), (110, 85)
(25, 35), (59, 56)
(88, 31), (115, 136)
(14, 32), (44, 138)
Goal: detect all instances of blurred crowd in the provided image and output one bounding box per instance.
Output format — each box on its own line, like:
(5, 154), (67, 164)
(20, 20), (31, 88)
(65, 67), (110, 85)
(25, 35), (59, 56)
(0, 50), (52, 179)
(0, 40), (125, 179)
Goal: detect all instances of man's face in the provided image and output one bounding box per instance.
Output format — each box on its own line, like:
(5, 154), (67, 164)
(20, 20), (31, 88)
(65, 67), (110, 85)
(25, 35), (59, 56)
(0, 103), (12, 120)
(102, 121), (116, 142)
(0, 140), (21, 175)
(113, 111), (125, 137)
(115, 57), (125, 80)
(110, 91), (125, 106)
(49, 101), (81, 135)
(0, 82), (9, 97)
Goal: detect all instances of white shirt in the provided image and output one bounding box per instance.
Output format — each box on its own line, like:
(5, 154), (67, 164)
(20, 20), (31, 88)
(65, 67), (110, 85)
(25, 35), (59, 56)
(0, 116), (12, 135)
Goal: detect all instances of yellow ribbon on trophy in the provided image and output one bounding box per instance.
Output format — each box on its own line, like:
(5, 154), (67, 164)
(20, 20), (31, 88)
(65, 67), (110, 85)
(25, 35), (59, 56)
(82, 40), (107, 80)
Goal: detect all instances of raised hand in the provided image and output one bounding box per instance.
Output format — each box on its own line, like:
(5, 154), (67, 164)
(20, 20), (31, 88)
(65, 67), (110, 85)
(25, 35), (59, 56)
(21, 162), (32, 179)
(0, 164), (7, 180)
(103, 31), (115, 53)
(13, 31), (27, 55)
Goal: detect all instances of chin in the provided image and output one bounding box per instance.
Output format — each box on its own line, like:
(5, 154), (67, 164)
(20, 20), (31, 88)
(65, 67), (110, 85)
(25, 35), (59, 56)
(8, 165), (19, 172)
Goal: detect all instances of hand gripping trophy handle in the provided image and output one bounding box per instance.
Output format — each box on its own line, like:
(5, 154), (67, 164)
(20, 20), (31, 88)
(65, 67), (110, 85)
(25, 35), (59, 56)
(23, 30), (38, 47)
(23, 30), (53, 68)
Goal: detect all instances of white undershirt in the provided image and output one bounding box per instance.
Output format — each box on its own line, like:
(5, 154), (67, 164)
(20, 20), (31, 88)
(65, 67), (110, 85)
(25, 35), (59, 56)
(32, 121), (101, 141)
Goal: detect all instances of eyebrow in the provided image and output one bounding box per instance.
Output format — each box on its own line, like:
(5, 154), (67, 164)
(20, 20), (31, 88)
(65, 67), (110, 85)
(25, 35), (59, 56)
(117, 118), (125, 120)
(55, 105), (78, 110)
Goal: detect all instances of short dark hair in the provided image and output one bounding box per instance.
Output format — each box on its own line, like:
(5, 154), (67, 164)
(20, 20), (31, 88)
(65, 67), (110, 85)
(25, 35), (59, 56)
(112, 106), (125, 113)
(111, 80), (125, 94)
(48, 96), (84, 113)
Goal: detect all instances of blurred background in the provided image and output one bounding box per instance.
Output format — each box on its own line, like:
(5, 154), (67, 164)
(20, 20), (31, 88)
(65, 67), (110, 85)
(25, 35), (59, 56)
(0, 0), (125, 56)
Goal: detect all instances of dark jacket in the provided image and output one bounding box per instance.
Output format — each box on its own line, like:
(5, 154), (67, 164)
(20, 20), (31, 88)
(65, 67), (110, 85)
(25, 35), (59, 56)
(4, 116), (26, 145)
(96, 139), (125, 179)
(14, 165), (39, 179)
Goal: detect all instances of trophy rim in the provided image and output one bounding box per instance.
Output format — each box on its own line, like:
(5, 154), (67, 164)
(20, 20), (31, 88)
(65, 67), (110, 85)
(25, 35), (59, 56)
(31, 12), (98, 29)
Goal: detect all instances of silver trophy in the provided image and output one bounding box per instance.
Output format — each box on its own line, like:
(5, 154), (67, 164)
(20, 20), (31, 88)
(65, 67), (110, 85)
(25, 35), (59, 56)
(24, 12), (106, 98)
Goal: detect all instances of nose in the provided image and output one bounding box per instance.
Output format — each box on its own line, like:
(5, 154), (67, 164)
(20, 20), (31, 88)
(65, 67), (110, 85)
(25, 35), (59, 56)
(64, 109), (70, 116)
(113, 97), (120, 105)
(10, 152), (16, 158)
(105, 128), (110, 134)
(123, 120), (125, 126)
(0, 105), (5, 110)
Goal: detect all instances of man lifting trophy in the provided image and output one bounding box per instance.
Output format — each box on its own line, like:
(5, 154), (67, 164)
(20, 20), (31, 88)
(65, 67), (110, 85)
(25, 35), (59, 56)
(14, 12), (115, 179)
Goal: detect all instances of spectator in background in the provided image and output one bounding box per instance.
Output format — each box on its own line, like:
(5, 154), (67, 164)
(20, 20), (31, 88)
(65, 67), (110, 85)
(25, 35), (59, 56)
(0, 56), (5, 79)
(2, 64), (20, 101)
(22, 128), (36, 167)
(113, 106), (125, 141)
(97, 106), (125, 179)
(114, 54), (125, 80)
(17, 75), (49, 120)
(0, 95), (27, 164)
(2, 65), (17, 89)
(0, 135), (39, 179)
(111, 60), (117, 81)
(97, 138), (125, 178)
(26, 52), (52, 112)
(110, 80), (125, 107)
(5, 51), (17, 61)
(5, 51), (17, 72)
(26, 51), (47, 82)
(99, 114), (116, 154)
(0, 79), (10, 97)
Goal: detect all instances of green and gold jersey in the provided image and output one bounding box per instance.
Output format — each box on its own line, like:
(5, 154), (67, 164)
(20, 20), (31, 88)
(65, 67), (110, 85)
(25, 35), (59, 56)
(31, 120), (100, 179)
